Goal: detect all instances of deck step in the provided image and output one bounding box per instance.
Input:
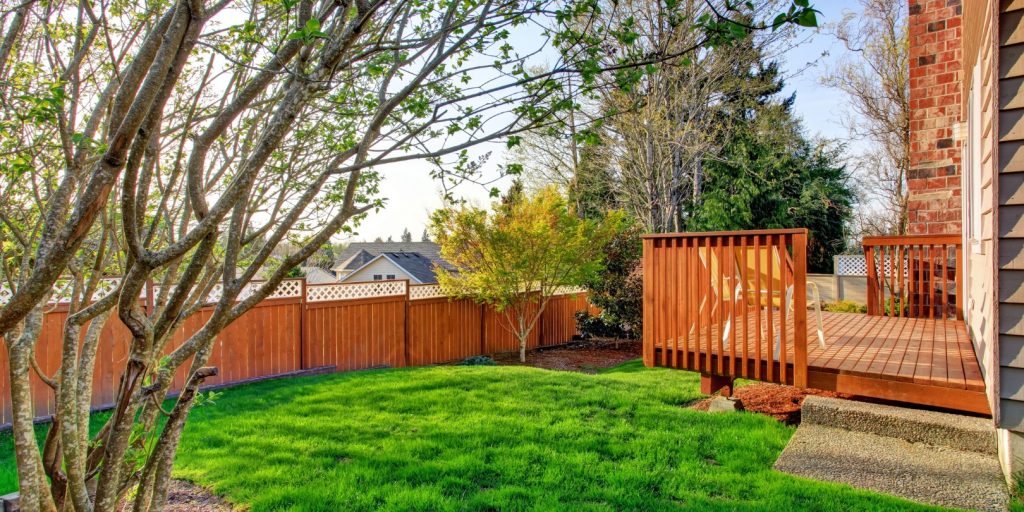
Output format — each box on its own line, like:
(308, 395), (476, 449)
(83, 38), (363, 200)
(801, 395), (996, 455)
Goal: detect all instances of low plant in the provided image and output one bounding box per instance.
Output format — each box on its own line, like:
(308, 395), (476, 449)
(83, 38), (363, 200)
(822, 300), (867, 314)
(458, 355), (497, 366)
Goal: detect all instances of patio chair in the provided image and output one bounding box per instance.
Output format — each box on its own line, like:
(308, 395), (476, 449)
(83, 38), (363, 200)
(696, 244), (826, 361)
(734, 245), (826, 356)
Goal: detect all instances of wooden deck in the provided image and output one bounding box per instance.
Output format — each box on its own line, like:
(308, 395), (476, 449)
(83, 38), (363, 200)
(651, 311), (989, 414)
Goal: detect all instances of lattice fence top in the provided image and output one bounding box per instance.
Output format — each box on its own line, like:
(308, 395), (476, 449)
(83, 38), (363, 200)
(551, 286), (587, 296)
(306, 280), (407, 302)
(409, 284), (444, 300)
(1, 278), (585, 306)
(834, 255), (867, 276)
(0, 278), (303, 306)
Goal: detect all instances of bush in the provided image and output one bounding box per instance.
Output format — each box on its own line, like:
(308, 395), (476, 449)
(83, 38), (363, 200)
(458, 355), (496, 366)
(575, 311), (629, 339)
(583, 222), (642, 338)
(822, 300), (867, 314)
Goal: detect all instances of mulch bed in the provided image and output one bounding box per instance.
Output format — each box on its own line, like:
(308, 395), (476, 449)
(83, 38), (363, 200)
(691, 383), (849, 424)
(494, 341), (845, 425)
(491, 339), (642, 373)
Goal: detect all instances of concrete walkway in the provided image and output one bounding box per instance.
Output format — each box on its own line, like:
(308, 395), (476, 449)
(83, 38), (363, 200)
(774, 397), (1008, 511)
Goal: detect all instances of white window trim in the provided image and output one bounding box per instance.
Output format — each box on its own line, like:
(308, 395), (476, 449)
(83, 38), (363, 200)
(965, 60), (984, 255)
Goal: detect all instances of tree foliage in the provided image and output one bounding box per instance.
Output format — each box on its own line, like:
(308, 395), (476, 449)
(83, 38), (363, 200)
(689, 61), (854, 272)
(0, 0), (818, 509)
(430, 187), (623, 362)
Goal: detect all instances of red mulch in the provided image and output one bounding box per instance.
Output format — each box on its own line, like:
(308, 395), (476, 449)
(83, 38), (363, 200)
(691, 383), (849, 424)
(491, 339), (642, 373)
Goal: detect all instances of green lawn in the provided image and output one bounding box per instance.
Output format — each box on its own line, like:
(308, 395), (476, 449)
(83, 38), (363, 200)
(0, 360), (945, 511)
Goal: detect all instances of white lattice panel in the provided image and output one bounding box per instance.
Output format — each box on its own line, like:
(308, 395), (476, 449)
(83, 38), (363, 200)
(409, 284), (444, 300)
(306, 280), (407, 302)
(834, 255), (867, 276)
(551, 286), (587, 296)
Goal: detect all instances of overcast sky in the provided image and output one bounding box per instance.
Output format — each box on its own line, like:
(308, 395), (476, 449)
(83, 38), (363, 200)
(347, 0), (867, 243)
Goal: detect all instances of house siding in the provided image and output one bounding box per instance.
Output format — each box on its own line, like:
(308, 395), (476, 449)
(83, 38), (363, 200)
(964, 0), (1000, 424)
(342, 258), (419, 283)
(1002, 0), (1024, 422)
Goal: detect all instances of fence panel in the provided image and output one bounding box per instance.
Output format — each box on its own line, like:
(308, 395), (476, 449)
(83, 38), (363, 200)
(407, 297), (482, 365)
(304, 296), (406, 371)
(540, 292), (590, 347)
(483, 301), (541, 353)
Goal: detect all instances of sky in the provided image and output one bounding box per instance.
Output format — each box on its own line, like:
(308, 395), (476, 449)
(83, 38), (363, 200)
(348, 0), (868, 243)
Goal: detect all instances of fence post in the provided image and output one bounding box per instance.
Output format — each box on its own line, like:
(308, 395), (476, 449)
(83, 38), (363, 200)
(403, 280), (410, 367)
(299, 279), (307, 370)
(792, 230), (808, 389)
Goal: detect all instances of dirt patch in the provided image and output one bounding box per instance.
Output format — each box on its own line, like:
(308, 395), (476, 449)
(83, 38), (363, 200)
(120, 479), (235, 512)
(691, 383), (849, 424)
(491, 339), (641, 373)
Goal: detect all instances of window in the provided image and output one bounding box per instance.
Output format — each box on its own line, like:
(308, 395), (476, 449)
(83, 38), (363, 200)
(386, 274), (395, 280)
(964, 60), (984, 254)
(373, 274), (383, 281)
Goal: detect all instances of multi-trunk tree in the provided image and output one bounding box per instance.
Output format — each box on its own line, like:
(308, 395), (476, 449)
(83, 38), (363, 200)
(0, 0), (818, 510)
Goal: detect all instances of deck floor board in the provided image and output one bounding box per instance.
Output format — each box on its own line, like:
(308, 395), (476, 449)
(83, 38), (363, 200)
(653, 311), (985, 392)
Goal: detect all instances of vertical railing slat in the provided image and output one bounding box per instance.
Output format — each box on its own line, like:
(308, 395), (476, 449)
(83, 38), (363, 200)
(793, 231), (808, 388)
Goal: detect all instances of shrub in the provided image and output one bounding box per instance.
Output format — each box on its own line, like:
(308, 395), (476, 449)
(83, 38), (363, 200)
(822, 300), (867, 314)
(458, 355), (497, 366)
(583, 222), (642, 338)
(575, 311), (629, 339)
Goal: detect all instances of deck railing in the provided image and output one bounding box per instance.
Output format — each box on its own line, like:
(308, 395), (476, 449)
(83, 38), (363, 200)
(642, 229), (808, 388)
(863, 235), (962, 320)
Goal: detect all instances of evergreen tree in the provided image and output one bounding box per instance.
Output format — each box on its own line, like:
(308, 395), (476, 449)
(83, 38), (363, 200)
(690, 60), (854, 272)
(401, 228), (413, 242)
(421, 229), (430, 242)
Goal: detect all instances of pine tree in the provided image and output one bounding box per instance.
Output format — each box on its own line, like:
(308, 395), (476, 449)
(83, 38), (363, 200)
(401, 228), (413, 242)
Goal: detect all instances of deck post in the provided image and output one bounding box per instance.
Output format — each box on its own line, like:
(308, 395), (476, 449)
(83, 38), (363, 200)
(642, 239), (655, 367)
(700, 374), (734, 397)
(792, 230), (808, 388)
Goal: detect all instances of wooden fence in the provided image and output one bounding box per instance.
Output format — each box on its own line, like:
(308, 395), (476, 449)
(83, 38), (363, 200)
(0, 280), (591, 424)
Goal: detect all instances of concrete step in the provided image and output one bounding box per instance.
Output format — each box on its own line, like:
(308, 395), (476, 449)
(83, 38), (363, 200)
(775, 424), (1008, 511)
(801, 395), (996, 455)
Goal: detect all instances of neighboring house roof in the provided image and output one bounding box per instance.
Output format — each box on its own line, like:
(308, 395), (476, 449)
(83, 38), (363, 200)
(382, 252), (439, 283)
(332, 242), (454, 273)
(339, 251), (442, 284)
(334, 249), (376, 273)
(302, 267), (338, 284)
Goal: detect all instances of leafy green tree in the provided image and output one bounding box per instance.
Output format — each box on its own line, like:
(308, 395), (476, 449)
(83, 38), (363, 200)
(430, 188), (623, 362)
(689, 61), (854, 272)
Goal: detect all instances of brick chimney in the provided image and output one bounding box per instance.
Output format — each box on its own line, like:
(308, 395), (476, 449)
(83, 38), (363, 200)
(907, 0), (963, 235)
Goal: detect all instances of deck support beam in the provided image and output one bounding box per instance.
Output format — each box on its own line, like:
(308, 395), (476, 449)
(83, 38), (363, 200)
(700, 374), (734, 397)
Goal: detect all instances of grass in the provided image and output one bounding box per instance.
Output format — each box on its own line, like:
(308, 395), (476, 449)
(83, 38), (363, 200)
(0, 360), (945, 511)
